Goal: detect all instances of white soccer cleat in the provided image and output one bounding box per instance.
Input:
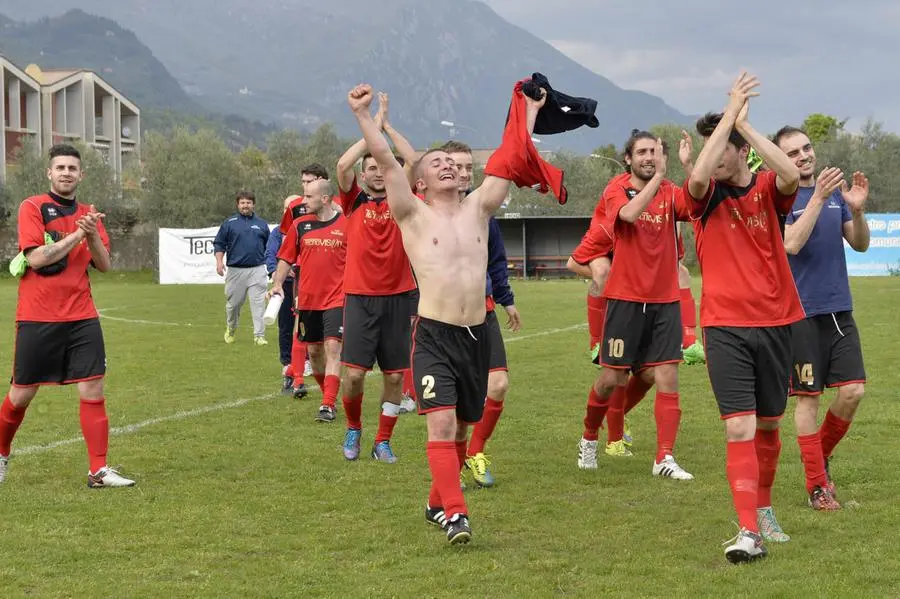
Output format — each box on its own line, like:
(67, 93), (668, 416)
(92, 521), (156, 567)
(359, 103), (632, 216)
(0, 455), (8, 484)
(652, 455), (694, 480)
(399, 396), (416, 414)
(578, 438), (598, 470)
(87, 466), (136, 488)
(303, 360), (313, 377)
(723, 528), (767, 564)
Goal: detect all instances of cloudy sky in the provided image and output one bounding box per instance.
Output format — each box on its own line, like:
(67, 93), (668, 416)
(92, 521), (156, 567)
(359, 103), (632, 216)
(484, 0), (898, 134)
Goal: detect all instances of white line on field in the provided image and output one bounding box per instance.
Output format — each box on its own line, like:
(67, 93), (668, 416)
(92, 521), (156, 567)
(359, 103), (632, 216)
(14, 321), (585, 458)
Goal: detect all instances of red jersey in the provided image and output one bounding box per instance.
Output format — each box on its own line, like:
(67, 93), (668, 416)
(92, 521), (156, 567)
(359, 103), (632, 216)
(279, 197), (307, 234)
(277, 212), (347, 311)
(602, 176), (689, 303)
(338, 176), (416, 296)
(16, 193), (110, 323)
(686, 170), (804, 327)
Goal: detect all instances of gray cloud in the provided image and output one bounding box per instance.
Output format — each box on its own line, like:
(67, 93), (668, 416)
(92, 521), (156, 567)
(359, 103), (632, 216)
(482, 0), (897, 133)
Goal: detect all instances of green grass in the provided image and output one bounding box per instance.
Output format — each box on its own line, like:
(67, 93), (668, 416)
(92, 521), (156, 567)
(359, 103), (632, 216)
(1, 274), (899, 598)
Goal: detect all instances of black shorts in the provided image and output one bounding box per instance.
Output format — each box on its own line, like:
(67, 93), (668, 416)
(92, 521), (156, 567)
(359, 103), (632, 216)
(341, 292), (413, 372)
(412, 316), (490, 424)
(298, 307), (343, 344)
(408, 288), (420, 319)
(790, 311), (866, 396)
(598, 299), (682, 371)
(704, 326), (792, 420)
(485, 309), (508, 371)
(12, 318), (106, 387)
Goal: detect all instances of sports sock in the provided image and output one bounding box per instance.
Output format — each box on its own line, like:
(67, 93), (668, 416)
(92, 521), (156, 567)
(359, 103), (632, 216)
(375, 402), (400, 443)
(428, 483), (442, 508)
(819, 410), (851, 459)
(0, 395), (28, 457)
(654, 391), (682, 463)
(290, 337), (307, 386)
(402, 368), (415, 398)
(582, 387), (609, 442)
(313, 372), (326, 393)
(79, 398), (109, 474)
(797, 432), (828, 494)
(342, 393), (363, 430)
(587, 294), (606, 351)
(624, 375), (653, 414)
(427, 440), (467, 518)
(680, 287), (697, 348)
(606, 387), (626, 443)
(726, 439), (760, 533)
(755, 428), (781, 508)
(456, 440), (468, 472)
(322, 375), (340, 408)
(467, 398), (503, 455)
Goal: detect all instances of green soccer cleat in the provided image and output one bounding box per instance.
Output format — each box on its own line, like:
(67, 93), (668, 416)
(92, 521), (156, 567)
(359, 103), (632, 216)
(683, 341), (706, 365)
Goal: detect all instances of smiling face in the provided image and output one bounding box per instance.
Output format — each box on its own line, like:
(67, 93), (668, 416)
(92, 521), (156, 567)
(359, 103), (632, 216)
(414, 150), (458, 195)
(47, 155), (83, 198)
(776, 131), (816, 183)
(625, 138), (659, 182)
(448, 151), (473, 194)
(237, 198), (255, 216)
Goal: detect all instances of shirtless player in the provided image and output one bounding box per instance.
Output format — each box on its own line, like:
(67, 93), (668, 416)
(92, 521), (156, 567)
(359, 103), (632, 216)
(348, 82), (546, 545)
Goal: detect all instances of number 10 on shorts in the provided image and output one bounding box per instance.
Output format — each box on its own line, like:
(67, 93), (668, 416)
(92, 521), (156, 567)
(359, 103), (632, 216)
(607, 338), (624, 359)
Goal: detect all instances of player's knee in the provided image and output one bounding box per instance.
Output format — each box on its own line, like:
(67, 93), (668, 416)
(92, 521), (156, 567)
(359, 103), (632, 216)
(8, 385), (38, 408)
(756, 418), (780, 432)
(77, 378), (104, 400)
(838, 383), (865, 407)
(653, 365), (678, 392)
(724, 414), (756, 441)
(426, 410), (457, 441)
(343, 366), (367, 387)
(324, 340), (341, 360)
(384, 371), (403, 387)
(487, 371), (509, 400)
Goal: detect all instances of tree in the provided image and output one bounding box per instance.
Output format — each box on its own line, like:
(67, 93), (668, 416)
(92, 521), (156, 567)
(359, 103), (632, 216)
(802, 113), (847, 144)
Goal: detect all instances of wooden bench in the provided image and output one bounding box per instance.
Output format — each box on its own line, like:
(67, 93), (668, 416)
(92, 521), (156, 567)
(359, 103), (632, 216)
(530, 255), (571, 278)
(507, 256), (525, 278)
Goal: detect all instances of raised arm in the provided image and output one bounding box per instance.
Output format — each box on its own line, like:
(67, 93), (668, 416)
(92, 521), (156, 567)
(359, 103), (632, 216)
(734, 104), (799, 196)
(478, 87), (547, 215)
(688, 73), (759, 200)
(379, 92), (418, 184)
(618, 138), (666, 223)
(336, 103), (385, 194)
(783, 167), (842, 255)
(348, 84), (419, 221)
(678, 130), (694, 181)
(841, 171), (871, 252)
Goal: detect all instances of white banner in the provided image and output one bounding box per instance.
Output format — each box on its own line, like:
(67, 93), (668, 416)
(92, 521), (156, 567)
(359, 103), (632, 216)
(158, 225), (277, 285)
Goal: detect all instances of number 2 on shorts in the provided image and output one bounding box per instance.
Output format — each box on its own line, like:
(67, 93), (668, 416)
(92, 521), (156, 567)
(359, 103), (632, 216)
(421, 375), (436, 399)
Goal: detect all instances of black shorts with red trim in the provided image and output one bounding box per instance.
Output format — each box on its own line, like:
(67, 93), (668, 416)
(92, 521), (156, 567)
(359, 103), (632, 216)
(298, 307), (344, 344)
(598, 299), (682, 371)
(485, 309), (508, 371)
(704, 325), (792, 420)
(412, 316), (489, 424)
(12, 318), (106, 387)
(341, 292), (413, 372)
(789, 311), (866, 396)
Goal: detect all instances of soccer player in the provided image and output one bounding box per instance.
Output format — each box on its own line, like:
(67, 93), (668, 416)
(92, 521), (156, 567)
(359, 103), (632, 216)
(348, 81), (546, 544)
(440, 140), (522, 488)
(214, 191), (271, 345)
(686, 73), (804, 563)
(270, 179), (347, 422)
(335, 92), (419, 463)
(574, 131), (693, 480)
(267, 196), (302, 394)
(774, 126), (870, 510)
(0, 144), (135, 488)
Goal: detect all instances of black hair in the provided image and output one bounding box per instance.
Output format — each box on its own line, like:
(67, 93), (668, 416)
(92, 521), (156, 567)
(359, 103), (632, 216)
(695, 112), (747, 149)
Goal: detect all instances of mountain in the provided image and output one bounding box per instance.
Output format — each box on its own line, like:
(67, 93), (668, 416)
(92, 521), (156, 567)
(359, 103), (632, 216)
(0, 1), (692, 151)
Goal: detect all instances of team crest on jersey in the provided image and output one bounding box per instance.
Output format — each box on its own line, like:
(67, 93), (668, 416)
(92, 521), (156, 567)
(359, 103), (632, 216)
(303, 223), (312, 230)
(626, 189), (638, 200)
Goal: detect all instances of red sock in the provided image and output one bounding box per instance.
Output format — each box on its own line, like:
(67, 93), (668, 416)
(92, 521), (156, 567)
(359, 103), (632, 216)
(291, 337), (307, 386)
(322, 375), (340, 408)
(468, 398), (504, 455)
(654, 391), (681, 463)
(343, 393), (363, 430)
(624, 375), (653, 414)
(79, 398), (109, 473)
(375, 404), (399, 443)
(819, 410), (851, 459)
(313, 372), (326, 393)
(606, 387), (626, 443)
(680, 287), (697, 349)
(456, 440), (468, 472)
(726, 439), (760, 533)
(755, 428), (781, 508)
(428, 482), (442, 508)
(798, 432), (828, 494)
(0, 395), (28, 457)
(582, 387), (609, 441)
(427, 441), (467, 518)
(587, 294), (606, 350)
(402, 368), (415, 398)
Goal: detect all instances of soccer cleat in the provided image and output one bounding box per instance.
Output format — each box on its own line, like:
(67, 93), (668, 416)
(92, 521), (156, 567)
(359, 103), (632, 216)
(446, 514), (472, 545)
(0, 455), (8, 484)
(809, 486), (841, 511)
(652, 455), (694, 480)
(723, 528), (767, 564)
(425, 505), (448, 529)
(304, 359), (313, 377)
(342, 428), (362, 461)
(605, 439), (633, 457)
(578, 438), (599, 470)
(281, 375), (294, 395)
(224, 328), (236, 344)
(399, 395), (417, 414)
(372, 440), (398, 464)
(682, 341), (706, 365)
(757, 506), (790, 543)
(292, 384), (308, 399)
(316, 405), (336, 423)
(623, 417), (633, 447)
(87, 466), (136, 488)
(465, 453), (495, 488)
(254, 336), (268, 346)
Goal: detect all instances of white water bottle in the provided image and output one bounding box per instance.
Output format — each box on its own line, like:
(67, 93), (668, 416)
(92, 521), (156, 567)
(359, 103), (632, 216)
(263, 294), (283, 326)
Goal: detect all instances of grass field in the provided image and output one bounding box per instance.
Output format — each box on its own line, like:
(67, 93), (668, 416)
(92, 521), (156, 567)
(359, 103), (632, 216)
(0, 273), (899, 598)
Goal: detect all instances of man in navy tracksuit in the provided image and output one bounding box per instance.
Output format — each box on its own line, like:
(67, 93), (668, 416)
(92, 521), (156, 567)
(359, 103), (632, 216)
(214, 191), (270, 345)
